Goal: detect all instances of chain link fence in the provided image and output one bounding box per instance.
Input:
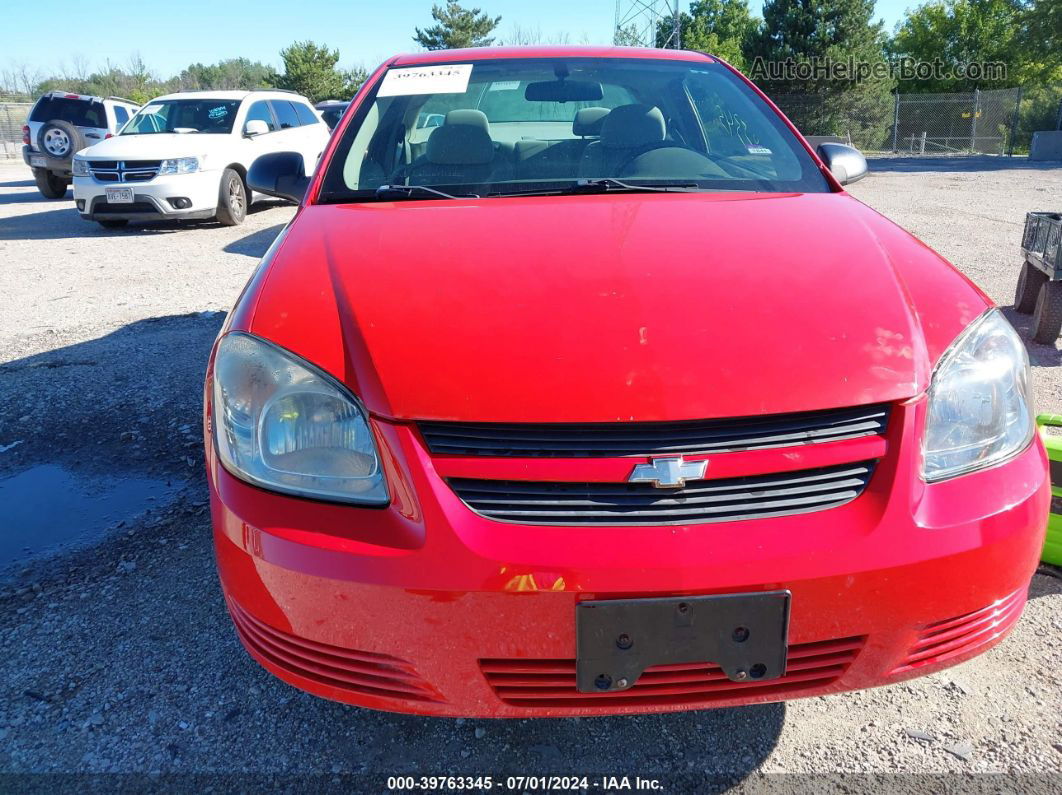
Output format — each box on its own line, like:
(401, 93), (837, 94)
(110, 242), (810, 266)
(891, 88), (1021, 154)
(770, 86), (1061, 155)
(0, 99), (31, 159)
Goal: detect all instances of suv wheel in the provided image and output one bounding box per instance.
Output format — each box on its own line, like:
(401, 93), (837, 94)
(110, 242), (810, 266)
(215, 168), (247, 226)
(37, 119), (85, 162)
(33, 168), (69, 199)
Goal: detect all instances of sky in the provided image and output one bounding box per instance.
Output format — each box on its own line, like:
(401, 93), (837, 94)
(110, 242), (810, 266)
(1, 0), (915, 80)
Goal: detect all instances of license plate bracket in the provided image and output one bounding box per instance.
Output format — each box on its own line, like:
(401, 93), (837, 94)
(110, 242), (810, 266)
(575, 591), (790, 693)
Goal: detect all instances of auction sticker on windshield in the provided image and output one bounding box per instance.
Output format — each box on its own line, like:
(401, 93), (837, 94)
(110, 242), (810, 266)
(377, 64), (473, 97)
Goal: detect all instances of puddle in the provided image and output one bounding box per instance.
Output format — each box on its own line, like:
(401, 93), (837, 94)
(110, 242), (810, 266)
(0, 464), (183, 569)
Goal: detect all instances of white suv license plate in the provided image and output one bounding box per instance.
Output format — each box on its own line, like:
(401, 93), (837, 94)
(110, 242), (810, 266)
(105, 187), (134, 204)
(30, 155), (47, 168)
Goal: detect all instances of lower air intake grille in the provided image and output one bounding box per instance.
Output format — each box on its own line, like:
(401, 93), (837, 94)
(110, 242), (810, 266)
(481, 636), (864, 709)
(890, 588), (1026, 675)
(420, 404), (889, 457)
(228, 600), (443, 703)
(450, 461), (875, 525)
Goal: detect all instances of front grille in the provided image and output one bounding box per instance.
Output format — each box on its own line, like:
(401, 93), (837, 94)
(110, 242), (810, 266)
(481, 635), (864, 708)
(889, 588), (1025, 675)
(450, 461), (874, 525)
(87, 159), (161, 183)
(228, 600), (443, 703)
(420, 404), (889, 458)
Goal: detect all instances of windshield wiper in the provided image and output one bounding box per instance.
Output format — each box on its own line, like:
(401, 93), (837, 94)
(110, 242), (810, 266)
(488, 179), (700, 198)
(565, 178), (700, 193)
(374, 184), (477, 201)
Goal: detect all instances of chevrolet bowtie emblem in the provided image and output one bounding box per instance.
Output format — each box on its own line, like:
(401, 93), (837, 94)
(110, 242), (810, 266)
(628, 456), (708, 488)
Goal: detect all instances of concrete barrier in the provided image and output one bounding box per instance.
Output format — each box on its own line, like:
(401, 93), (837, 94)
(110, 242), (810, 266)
(1030, 131), (1062, 161)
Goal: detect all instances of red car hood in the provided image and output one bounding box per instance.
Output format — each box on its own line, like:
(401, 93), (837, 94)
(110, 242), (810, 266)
(248, 191), (990, 423)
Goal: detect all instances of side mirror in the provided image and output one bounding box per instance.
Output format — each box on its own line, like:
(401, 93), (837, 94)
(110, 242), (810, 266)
(248, 151), (309, 203)
(244, 119), (270, 137)
(816, 143), (868, 186)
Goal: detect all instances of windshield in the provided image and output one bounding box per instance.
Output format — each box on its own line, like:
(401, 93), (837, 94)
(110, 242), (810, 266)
(319, 57), (830, 202)
(122, 99), (241, 135)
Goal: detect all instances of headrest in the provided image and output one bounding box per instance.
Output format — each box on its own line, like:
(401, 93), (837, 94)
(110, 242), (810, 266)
(427, 125), (495, 165)
(444, 109), (490, 132)
(601, 104), (666, 149)
(572, 107), (609, 137)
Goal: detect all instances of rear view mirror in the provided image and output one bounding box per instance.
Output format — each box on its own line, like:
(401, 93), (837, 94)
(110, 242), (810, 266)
(525, 80), (603, 103)
(248, 151), (309, 203)
(244, 119), (270, 137)
(816, 143), (868, 186)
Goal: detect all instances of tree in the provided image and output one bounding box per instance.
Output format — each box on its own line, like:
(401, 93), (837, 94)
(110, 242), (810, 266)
(276, 41), (351, 103)
(746, 0), (895, 146)
(891, 0), (1058, 91)
(178, 58), (277, 91)
(613, 24), (646, 46)
(414, 1), (501, 50)
(655, 0), (756, 68)
(341, 66), (370, 98)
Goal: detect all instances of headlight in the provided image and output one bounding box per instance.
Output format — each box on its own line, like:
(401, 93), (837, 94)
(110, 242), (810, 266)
(159, 156), (200, 175)
(922, 309), (1034, 481)
(211, 332), (388, 504)
(72, 158), (90, 177)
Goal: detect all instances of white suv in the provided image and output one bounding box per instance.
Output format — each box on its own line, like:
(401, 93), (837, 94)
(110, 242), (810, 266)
(23, 91), (139, 198)
(72, 90), (329, 228)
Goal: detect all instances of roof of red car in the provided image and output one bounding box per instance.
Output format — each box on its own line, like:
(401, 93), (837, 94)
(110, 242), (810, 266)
(391, 46), (716, 66)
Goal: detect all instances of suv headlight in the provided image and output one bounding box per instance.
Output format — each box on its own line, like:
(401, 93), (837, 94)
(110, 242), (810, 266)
(922, 309), (1034, 481)
(159, 156), (200, 175)
(72, 158), (90, 177)
(211, 332), (388, 505)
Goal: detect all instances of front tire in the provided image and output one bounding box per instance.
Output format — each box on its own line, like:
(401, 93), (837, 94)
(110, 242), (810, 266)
(1032, 281), (1062, 344)
(33, 169), (69, 199)
(1015, 261), (1047, 314)
(215, 168), (247, 226)
(97, 219), (128, 229)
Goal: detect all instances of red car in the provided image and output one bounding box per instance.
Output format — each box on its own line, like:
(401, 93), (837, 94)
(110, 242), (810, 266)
(205, 46), (1048, 717)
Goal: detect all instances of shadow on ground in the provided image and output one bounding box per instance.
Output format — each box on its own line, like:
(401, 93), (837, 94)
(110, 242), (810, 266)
(867, 156), (1062, 174)
(0, 190), (289, 241)
(223, 222), (287, 258)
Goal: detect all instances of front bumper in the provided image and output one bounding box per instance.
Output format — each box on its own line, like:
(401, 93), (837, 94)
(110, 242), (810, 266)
(73, 171), (219, 221)
(208, 400), (1049, 717)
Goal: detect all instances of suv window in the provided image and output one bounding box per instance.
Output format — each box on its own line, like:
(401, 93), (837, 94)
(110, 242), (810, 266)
(123, 99), (241, 135)
(30, 97), (105, 128)
(245, 100), (277, 132)
(270, 100), (301, 130)
(293, 102), (319, 126)
(113, 106), (130, 127)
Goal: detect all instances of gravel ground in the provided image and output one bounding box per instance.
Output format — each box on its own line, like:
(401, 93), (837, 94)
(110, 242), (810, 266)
(0, 158), (1060, 791)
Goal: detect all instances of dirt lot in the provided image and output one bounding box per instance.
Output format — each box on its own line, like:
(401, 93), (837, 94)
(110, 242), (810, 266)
(0, 157), (1060, 790)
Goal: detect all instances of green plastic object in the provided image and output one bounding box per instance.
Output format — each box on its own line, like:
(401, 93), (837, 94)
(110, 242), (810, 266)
(1038, 414), (1062, 565)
